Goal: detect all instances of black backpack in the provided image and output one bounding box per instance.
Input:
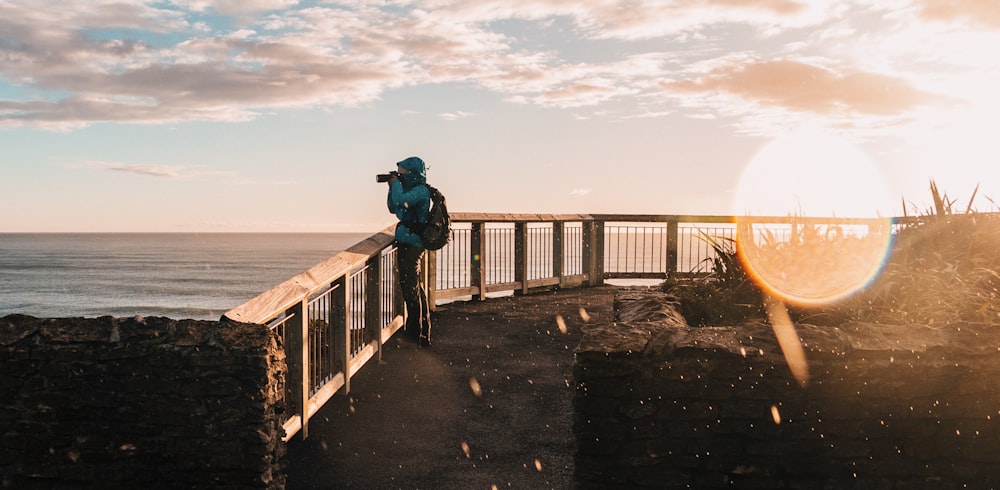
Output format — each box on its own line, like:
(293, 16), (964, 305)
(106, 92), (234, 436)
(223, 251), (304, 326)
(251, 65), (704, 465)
(410, 184), (451, 250)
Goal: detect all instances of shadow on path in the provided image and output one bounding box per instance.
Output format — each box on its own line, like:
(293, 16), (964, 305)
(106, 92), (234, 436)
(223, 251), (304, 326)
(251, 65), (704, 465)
(283, 285), (620, 489)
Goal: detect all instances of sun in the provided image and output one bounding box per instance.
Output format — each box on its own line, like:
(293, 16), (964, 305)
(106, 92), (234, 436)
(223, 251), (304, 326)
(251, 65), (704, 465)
(731, 129), (894, 306)
(732, 129), (895, 218)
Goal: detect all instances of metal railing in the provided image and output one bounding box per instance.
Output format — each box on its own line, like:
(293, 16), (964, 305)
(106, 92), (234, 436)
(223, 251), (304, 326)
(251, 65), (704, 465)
(224, 213), (897, 441)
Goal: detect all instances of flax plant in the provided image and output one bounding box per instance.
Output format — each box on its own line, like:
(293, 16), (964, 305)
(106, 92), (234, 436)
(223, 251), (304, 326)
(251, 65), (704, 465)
(660, 233), (765, 326)
(800, 181), (1000, 326)
(664, 180), (1000, 328)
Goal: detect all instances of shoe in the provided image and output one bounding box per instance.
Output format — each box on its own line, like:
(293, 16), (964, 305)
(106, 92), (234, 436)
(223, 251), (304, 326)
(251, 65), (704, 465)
(418, 322), (431, 347)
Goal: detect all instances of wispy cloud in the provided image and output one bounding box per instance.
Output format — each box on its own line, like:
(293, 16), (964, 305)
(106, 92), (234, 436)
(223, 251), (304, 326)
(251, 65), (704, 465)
(570, 188), (592, 196)
(86, 161), (183, 178)
(439, 111), (474, 121)
(79, 161), (247, 181)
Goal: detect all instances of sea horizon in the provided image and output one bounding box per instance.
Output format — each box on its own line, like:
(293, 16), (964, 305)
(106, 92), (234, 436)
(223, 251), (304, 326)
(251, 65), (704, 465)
(0, 232), (372, 321)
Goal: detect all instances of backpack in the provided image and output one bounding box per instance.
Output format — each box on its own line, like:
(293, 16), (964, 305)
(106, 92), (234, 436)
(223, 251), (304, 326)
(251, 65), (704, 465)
(412, 184), (451, 250)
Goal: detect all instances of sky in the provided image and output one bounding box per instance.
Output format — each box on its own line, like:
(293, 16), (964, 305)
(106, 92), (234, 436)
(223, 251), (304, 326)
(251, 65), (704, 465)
(2, 0), (999, 232)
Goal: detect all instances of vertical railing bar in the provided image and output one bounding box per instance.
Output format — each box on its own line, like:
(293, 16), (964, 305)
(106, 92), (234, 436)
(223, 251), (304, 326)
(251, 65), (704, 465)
(515, 221), (527, 295)
(623, 226), (629, 273)
(667, 218), (679, 275)
(643, 226), (650, 274)
(633, 226), (639, 273)
(333, 276), (350, 395)
(627, 226), (633, 273)
(611, 225), (617, 274)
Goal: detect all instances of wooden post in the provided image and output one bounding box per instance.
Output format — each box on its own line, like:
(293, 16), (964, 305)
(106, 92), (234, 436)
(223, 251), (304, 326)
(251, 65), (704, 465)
(334, 277), (351, 395)
(581, 220), (593, 285)
(582, 220), (606, 286)
(287, 299), (310, 439)
(553, 221), (564, 286)
(471, 222), (486, 301)
(426, 249), (437, 311)
(364, 255), (381, 361)
(515, 222), (527, 295)
(595, 220), (605, 285)
(666, 218), (679, 275)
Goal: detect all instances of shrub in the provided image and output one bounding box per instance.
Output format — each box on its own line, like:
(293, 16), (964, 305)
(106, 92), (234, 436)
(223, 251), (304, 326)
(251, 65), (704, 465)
(660, 233), (765, 326)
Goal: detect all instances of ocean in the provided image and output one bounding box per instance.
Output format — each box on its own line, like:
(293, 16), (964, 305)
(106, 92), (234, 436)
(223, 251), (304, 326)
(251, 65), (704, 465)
(0, 233), (370, 321)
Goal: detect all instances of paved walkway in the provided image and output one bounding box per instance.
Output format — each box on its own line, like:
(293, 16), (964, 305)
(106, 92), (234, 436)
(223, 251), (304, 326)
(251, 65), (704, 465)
(283, 285), (620, 489)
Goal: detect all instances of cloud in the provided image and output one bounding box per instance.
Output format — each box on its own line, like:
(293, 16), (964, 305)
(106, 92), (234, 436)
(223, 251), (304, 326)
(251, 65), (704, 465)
(79, 161), (247, 181)
(172, 0), (300, 16)
(87, 161), (183, 178)
(570, 188), (592, 196)
(916, 0), (1000, 29)
(439, 111), (474, 121)
(665, 59), (942, 116)
(0, 0), (992, 130)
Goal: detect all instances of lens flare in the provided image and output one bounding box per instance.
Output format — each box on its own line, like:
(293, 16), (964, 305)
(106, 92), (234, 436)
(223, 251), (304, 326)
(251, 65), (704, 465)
(736, 217), (892, 306)
(733, 129), (895, 305)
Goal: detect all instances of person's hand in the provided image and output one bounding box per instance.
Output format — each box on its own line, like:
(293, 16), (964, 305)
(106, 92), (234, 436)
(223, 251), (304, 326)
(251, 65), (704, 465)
(387, 174), (398, 184)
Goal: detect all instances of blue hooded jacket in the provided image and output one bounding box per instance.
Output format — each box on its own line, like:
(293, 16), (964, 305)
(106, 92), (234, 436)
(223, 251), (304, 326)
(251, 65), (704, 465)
(387, 156), (431, 247)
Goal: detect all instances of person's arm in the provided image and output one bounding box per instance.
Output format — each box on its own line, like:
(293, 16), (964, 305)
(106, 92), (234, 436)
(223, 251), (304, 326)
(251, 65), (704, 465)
(389, 181), (429, 217)
(386, 175), (401, 214)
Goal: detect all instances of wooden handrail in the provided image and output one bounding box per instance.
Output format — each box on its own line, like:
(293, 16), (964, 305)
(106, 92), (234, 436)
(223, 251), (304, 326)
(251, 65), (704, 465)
(450, 212), (595, 222)
(224, 225), (396, 324)
(452, 212), (897, 225)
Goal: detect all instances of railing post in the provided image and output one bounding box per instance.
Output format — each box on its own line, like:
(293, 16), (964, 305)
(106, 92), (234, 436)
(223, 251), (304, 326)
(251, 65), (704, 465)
(582, 219), (605, 286)
(596, 220), (605, 285)
(334, 276), (351, 395)
(287, 299), (310, 439)
(391, 247), (405, 317)
(553, 221), (564, 286)
(365, 256), (382, 361)
(426, 249), (437, 311)
(666, 218), (679, 275)
(515, 221), (528, 295)
(471, 222), (486, 301)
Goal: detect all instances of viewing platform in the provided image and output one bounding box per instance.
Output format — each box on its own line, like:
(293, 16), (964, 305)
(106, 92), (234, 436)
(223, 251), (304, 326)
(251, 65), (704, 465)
(7, 212), (995, 489)
(222, 212), (898, 445)
(282, 284), (620, 489)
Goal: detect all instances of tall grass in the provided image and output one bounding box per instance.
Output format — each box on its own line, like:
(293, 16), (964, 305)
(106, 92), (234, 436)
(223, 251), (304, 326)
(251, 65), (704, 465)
(659, 233), (764, 326)
(663, 180), (1000, 327)
(813, 182), (1000, 326)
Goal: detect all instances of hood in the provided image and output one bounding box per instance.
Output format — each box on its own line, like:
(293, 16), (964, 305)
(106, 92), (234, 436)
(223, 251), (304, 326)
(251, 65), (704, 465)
(396, 156), (427, 186)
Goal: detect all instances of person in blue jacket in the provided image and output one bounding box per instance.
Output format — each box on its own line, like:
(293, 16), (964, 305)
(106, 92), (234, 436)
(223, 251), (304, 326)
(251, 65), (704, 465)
(386, 156), (432, 346)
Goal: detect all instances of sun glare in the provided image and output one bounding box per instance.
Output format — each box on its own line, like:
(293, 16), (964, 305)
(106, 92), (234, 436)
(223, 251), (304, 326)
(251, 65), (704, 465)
(732, 130), (894, 218)
(732, 130), (894, 306)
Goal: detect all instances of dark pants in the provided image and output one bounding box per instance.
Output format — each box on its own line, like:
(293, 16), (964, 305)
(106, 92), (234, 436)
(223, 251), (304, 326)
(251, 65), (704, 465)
(396, 242), (431, 344)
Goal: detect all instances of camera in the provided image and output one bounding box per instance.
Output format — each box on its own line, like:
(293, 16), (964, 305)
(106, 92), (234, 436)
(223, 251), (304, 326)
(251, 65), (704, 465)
(376, 171), (399, 183)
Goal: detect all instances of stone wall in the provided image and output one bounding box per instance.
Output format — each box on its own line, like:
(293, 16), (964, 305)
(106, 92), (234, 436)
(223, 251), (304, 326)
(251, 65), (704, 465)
(1, 314), (286, 489)
(573, 289), (1000, 489)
